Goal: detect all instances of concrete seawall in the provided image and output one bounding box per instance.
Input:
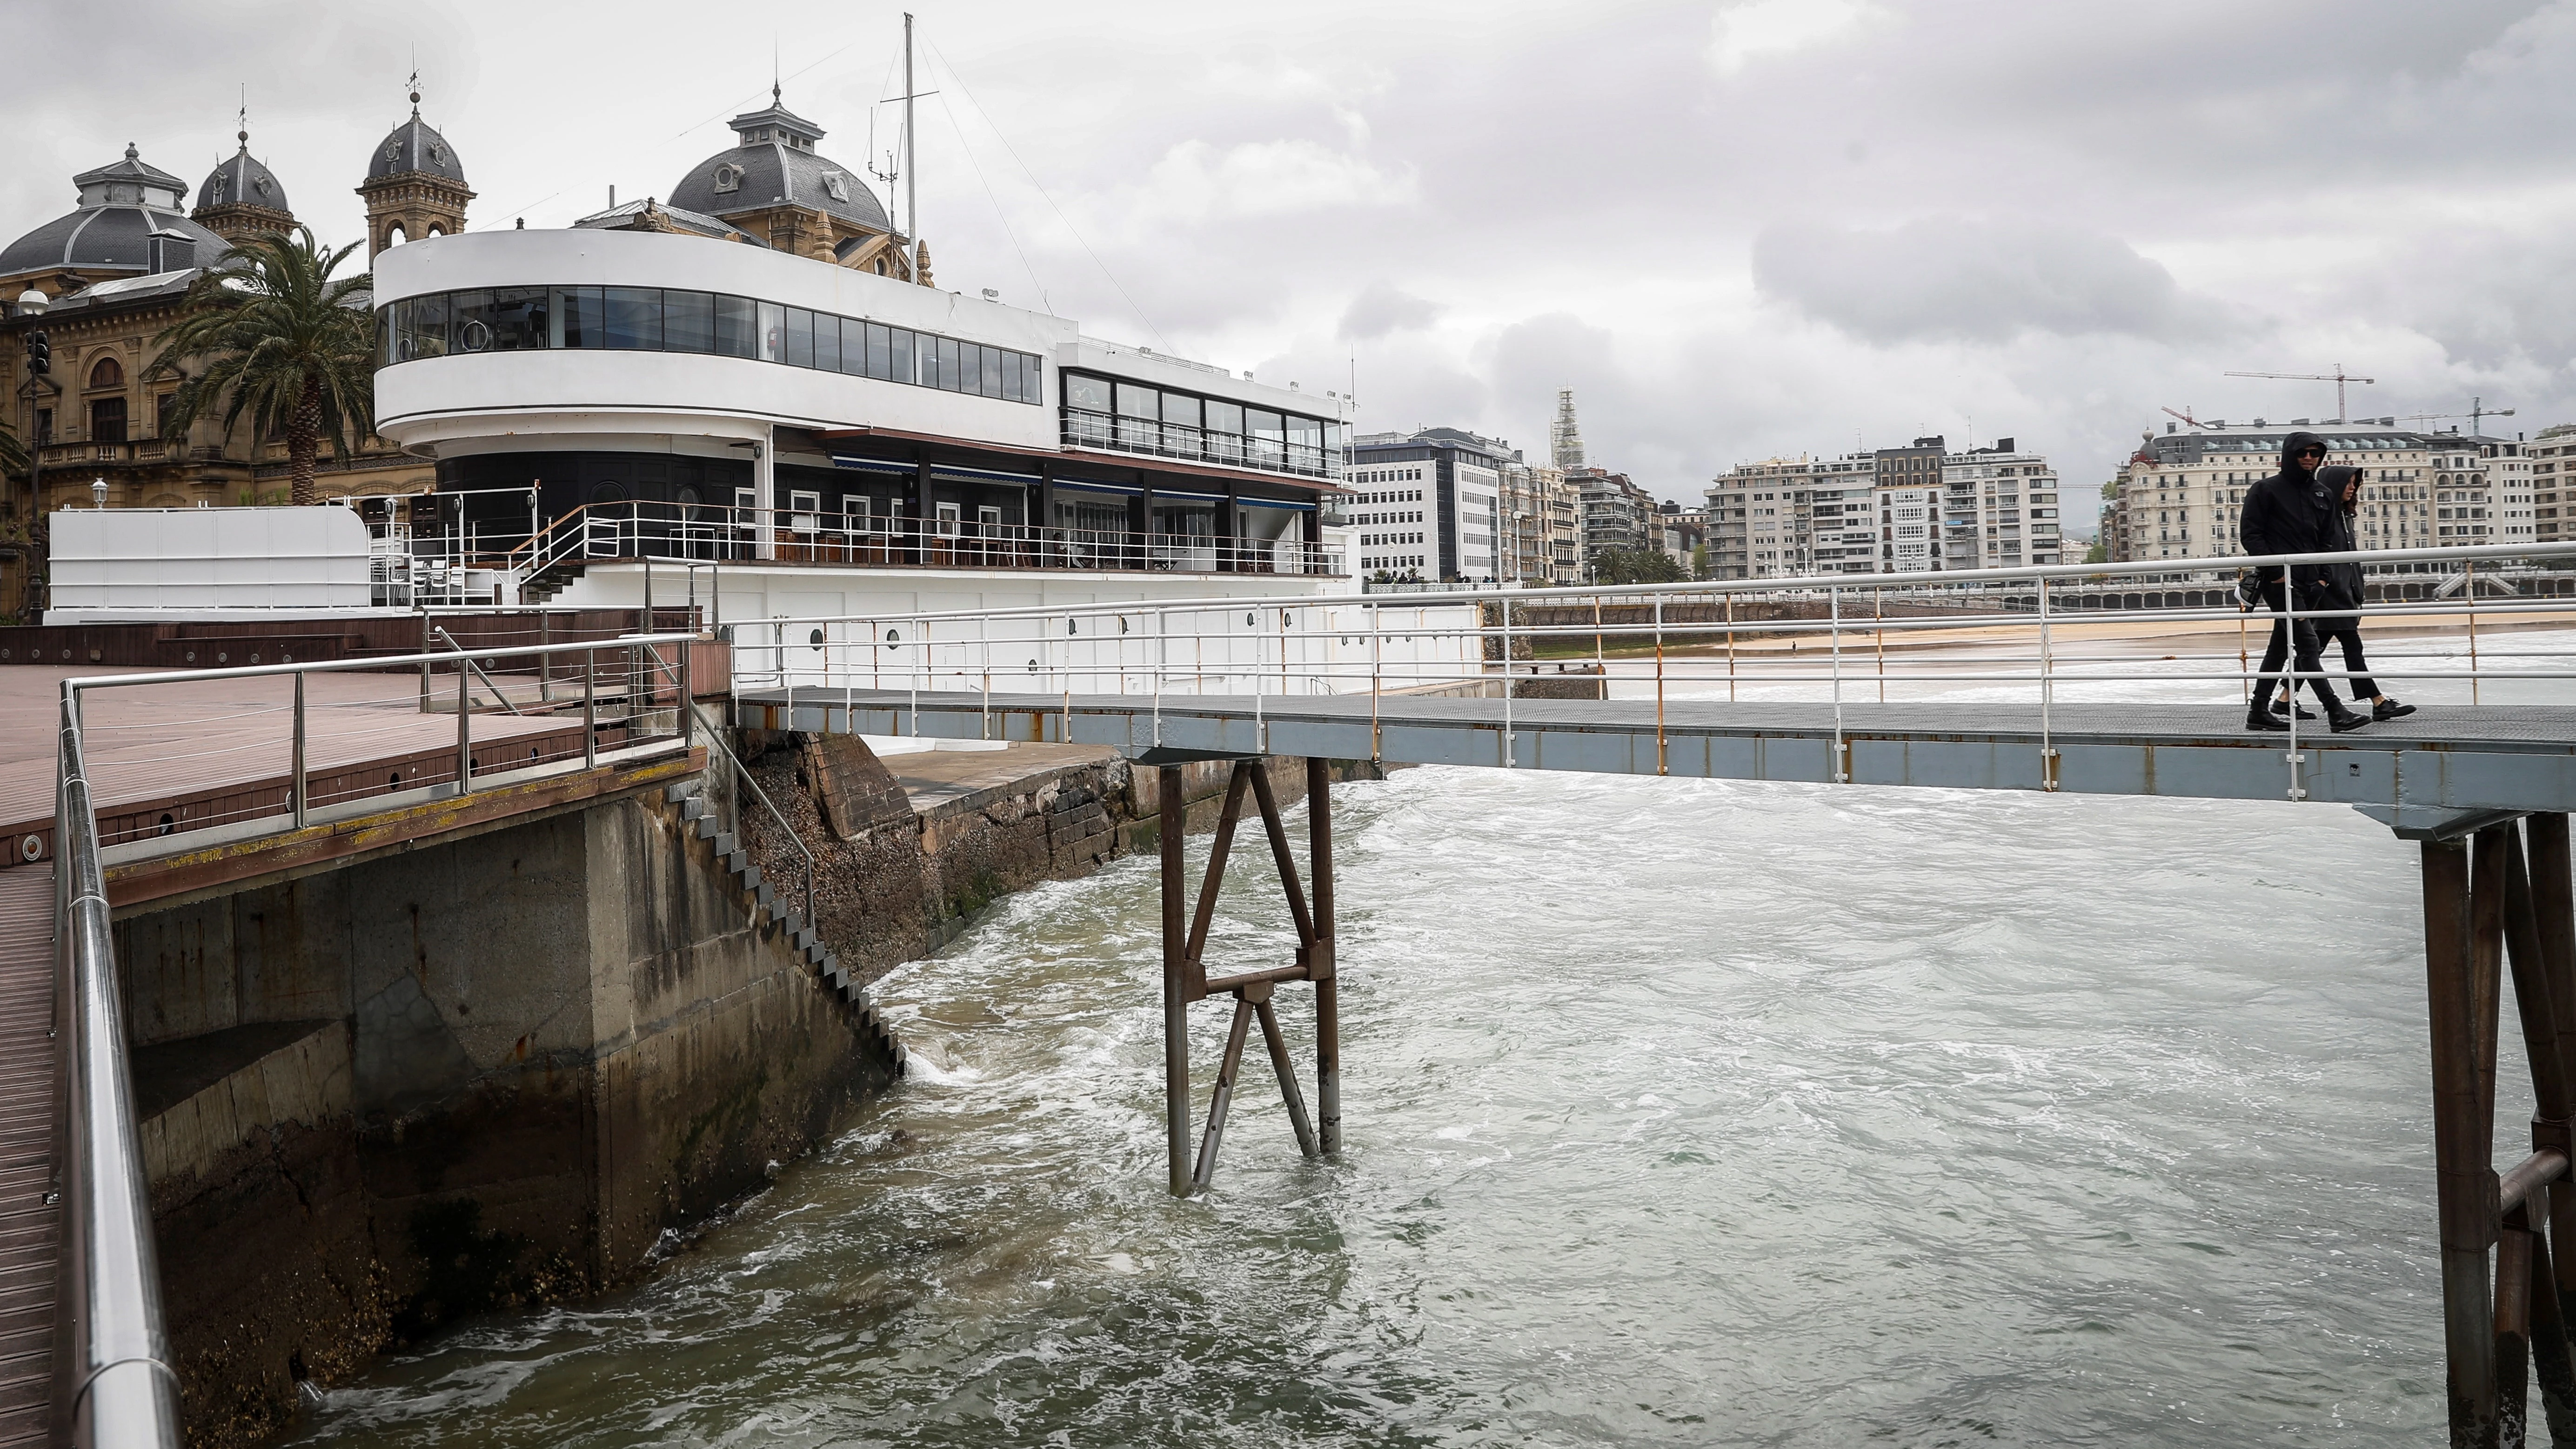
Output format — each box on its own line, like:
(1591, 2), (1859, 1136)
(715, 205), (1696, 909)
(110, 733), (1379, 1446)
(115, 776), (900, 1447)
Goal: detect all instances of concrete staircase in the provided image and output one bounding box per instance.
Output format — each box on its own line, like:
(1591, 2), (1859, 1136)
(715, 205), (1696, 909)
(662, 778), (906, 1075)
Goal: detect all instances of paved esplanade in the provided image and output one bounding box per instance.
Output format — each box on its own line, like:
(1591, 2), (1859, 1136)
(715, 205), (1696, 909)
(736, 688), (2576, 826)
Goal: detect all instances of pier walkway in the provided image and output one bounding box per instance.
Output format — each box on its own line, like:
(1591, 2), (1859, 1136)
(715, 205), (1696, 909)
(737, 689), (2576, 829)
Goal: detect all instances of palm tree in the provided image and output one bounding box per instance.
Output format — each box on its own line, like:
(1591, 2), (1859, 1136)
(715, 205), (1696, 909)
(149, 227), (374, 506)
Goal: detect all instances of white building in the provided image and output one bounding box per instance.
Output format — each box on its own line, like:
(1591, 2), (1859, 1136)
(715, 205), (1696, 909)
(1938, 441), (2062, 569)
(1347, 427), (1511, 581)
(2107, 417), (2532, 568)
(1706, 438), (2055, 579)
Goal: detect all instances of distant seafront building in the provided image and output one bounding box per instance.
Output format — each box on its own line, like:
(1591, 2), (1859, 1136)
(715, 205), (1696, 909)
(2531, 421), (2574, 544)
(1551, 388), (1585, 471)
(1349, 426), (1515, 581)
(2105, 417), (2534, 570)
(0, 115), (440, 606)
(1702, 434), (2058, 580)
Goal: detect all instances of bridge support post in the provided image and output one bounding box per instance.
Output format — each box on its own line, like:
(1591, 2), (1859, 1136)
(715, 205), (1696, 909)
(1310, 756), (1340, 1156)
(2421, 815), (2576, 1449)
(1159, 766), (1191, 1197)
(1156, 757), (1341, 1196)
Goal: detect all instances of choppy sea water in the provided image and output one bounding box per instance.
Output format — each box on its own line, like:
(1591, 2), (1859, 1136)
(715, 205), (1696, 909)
(289, 750), (2558, 1447)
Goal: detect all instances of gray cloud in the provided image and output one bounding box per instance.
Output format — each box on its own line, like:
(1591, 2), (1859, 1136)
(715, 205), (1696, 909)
(1752, 216), (2243, 345)
(1338, 282), (1443, 341)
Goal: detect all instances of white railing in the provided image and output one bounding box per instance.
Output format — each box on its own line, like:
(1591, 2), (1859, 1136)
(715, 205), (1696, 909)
(722, 540), (2576, 794)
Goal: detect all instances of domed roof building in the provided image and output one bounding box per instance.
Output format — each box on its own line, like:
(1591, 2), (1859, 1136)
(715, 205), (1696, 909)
(357, 90), (475, 260)
(583, 87), (924, 283)
(193, 126), (297, 243)
(0, 144), (230, 294)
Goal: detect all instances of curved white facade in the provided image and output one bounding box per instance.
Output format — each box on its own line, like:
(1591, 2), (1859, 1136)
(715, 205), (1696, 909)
(372, 229), (1073, 458)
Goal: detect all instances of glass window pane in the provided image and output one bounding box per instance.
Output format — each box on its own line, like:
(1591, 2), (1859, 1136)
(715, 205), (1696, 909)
(404, 292), (449, 360)
(890, 328), (915, 383)
(784, 308), (815, 368)
(758, 301), (785, 362)
(960, 344), (983, 396)
(605, 287), (662, 349)
(1163, 393), (1202, 428)
(1021, 354), (1043, 403)
(449, 290), (495, 352)
(866, 323), (892, 380)
(551, 287), (602, 348)
(938, 337), (963, 391)
(976, 346), (999, 397)
(1117, 382), (1159, 417)
(1066, 374), (1112, 412)
(1002, 351), (1023, 402)
(663, 290), (715, 353)
(1287, 414), (1323, 446)
(487, 287), (548, 350)
(380, 301), (402, 364)
(1204, 399), (1242, 435)
(714, 295), (759, 358)
(815, 314), (842, 373)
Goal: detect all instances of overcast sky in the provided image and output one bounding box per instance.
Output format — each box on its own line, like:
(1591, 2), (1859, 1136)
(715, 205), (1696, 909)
(13, 0), (2576, 528)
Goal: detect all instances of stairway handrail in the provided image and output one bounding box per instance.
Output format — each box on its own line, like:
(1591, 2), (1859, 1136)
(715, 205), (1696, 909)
(687, 698), (817, 932)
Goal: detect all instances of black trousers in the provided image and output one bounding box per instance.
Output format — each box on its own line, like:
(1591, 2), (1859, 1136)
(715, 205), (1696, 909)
(2253, 581), (2338, 707)
(2313, 614), (2379, 700)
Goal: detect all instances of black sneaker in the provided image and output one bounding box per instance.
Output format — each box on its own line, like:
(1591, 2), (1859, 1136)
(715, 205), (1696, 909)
(2247, 707), (2289, 733)
(2328, 709), (2371, 734)
(2373, 698), (2418, 721)
(2269, 700), (2318, 720)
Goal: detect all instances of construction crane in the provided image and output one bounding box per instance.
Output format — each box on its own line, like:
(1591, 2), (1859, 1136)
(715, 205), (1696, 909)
(2160, 406), (2210, 430)
(2224, 362), (2375, 423)
(2403, 397), (2516, 438)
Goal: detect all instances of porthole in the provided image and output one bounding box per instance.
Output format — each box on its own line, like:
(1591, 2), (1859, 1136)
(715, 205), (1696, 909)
(885, 628), (901, 643)
(809, 628), (825, 647)
(184, 651), (195, 662)
(19, 835), (41, 862)
(389, 772), (402, 790)
(216, 651), (228, 663)
(1246, 612), (1256, 626)
(249, 653), (261, 664)
(458, 319), (492, 352)
(155, 812), (175, 837)
(1067, 620), (1077, 635)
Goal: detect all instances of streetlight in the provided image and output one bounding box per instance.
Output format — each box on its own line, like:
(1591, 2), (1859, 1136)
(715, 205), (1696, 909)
(91, 478), (107, 509)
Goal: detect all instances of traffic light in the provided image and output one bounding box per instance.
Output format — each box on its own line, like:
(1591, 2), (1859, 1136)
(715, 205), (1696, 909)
(24, 330), (47, 377)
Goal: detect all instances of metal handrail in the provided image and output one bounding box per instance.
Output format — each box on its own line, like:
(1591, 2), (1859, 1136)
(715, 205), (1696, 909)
(54, 689), (183, 1447)
(47, 628), (705, 1443)
(687, 699), (816, 931)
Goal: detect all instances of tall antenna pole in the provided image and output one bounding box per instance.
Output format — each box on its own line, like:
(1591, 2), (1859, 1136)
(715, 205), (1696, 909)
(904, 12), (918, 281)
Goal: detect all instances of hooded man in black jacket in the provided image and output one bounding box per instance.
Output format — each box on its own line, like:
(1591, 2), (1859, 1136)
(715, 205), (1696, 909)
(2239, 430), (2368, 732)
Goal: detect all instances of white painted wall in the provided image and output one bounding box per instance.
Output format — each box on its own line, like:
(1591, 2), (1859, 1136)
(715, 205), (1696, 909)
(47, 507), (374, 617)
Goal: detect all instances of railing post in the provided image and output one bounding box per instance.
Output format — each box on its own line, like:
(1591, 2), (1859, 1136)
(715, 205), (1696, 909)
(679, 632), (694, 753)
(455, 654), (472, 793)
(2469, 559), (2483, 706)
(1828, 586), (1845, 784)
(2038, 575), (2057, 792)
(583, 646), (598, 768)
(290, 672), (308, 829)
(1654, 593), (1668, 777)
(539, 610), (554, 704)
(2285, 574), (2305, 801)
(1501, 595), (1515, 769)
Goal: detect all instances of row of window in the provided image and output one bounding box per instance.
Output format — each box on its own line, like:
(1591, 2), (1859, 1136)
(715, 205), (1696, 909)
(1060, 373), (1342, 480)
(375, 287), (1045, 405)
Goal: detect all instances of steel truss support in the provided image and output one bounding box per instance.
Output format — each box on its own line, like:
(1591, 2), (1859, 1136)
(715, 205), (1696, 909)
(2424, 812), (2576, 1447)
(1158, 757), (1339, 1196)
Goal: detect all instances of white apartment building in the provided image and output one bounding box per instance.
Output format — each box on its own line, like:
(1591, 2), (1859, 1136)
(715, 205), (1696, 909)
(1876, 484), (1940, 573)
(1939, 442), (2063, 569)
(1707, 437), (2060, 579)
(2536, 422), (2574, 545)
(1350, 426), (1512, 581)
(2109, 417), (2532, 568)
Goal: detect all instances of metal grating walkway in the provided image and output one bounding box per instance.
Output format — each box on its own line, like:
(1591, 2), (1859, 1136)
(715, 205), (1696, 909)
(0, 867), (54, 1447)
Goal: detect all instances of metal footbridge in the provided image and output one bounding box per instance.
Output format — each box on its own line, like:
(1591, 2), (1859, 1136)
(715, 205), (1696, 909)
(735, 541), (2576, 1448)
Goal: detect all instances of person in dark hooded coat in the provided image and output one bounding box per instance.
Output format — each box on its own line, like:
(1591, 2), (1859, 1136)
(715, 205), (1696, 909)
(2238, 430), (2367, 731)
(2311, 463), (2416, 721)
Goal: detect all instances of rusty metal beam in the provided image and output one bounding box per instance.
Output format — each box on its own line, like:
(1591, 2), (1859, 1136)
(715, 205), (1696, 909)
(1309, 756), (1341, 1156)
(2533, 1198), (2576, 1444)
(1245, 760), (1316, 948)
(2502, 1211), (2535, 1448)
(2427, 835), (2501, 1447)
(1254, 987), (1321, 1159)
(1159, 765), (1191, 1197)
(1190, 995), (1254, 1193)
(1180, 762), (1251, 1001)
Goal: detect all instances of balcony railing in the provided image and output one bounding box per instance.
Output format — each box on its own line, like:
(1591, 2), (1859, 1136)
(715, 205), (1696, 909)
(493, 501), (1346, 583)
(1060, 410), (1345, 482)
